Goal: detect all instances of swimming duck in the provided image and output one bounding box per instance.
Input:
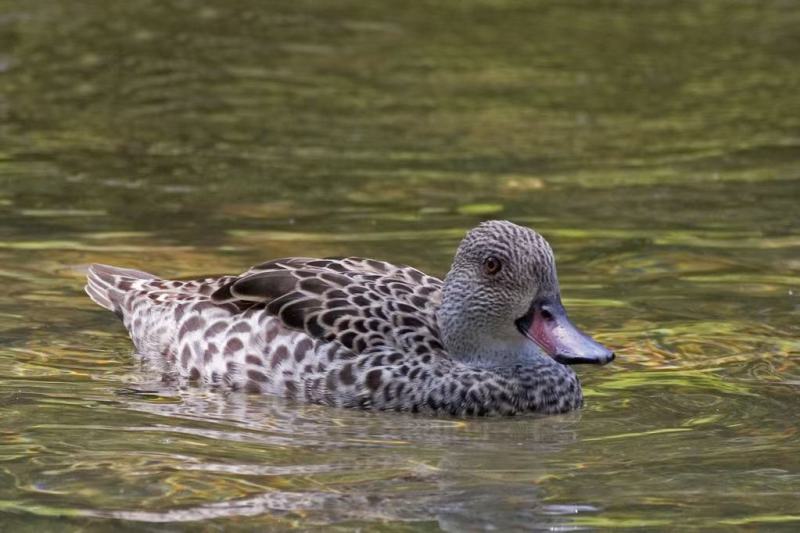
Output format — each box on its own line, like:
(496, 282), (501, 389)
(86, 220), (614, 416)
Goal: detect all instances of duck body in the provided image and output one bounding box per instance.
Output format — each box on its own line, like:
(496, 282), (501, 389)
(86, 221), (613, 416)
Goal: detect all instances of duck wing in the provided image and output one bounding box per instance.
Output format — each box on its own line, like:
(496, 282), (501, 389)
(211, 257), (445, 356)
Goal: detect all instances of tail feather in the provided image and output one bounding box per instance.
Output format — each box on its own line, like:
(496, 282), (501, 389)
(85, 263), (158, 318)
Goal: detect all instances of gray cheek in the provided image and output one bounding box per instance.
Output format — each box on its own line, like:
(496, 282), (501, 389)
(500, 282), (537, 320)
(471, 289), (509, 321)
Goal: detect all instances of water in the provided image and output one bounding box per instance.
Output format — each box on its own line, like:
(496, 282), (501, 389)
(1, 0), (799, 529)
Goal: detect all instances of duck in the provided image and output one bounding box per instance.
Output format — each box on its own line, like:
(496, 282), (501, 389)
(85, 220), (614, 416)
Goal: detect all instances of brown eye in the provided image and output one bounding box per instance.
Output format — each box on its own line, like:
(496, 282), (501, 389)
(482, 256), (502, 276)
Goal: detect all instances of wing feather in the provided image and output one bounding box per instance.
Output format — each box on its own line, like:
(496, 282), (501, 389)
(210, 257), (445, 356)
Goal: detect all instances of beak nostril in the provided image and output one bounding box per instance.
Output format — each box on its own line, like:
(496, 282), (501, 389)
(540, 309), (554, 321)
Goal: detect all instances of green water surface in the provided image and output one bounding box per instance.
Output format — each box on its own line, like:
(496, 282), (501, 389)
(1, 1), (799, 530)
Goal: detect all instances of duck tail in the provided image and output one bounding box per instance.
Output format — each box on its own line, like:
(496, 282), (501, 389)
(85, 264), (158, 319)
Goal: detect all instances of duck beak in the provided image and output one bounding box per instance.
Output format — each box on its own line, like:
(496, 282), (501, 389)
(516, 297), (615, 365)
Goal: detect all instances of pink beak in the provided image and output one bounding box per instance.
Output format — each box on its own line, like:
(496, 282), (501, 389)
(516, 297), (614, 365)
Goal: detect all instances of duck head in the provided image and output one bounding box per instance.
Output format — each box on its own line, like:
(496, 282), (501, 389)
(438, 220), (614, 368)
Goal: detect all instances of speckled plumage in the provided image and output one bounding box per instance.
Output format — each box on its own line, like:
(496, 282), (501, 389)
(86, 221), (592, 416)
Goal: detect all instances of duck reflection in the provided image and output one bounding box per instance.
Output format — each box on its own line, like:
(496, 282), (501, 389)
(92, 382), (596, 530)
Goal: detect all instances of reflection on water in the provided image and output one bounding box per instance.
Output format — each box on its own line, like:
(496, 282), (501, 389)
(1, 0), (799, 530)
(80, 391), (584, 529)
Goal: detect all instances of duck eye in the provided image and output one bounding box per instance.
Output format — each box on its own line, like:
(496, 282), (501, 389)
(482, 256), (502, 276)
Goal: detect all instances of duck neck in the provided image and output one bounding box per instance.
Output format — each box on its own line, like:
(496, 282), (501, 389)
(436, 302), (551, 369)
(441, 326), (549, 368)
